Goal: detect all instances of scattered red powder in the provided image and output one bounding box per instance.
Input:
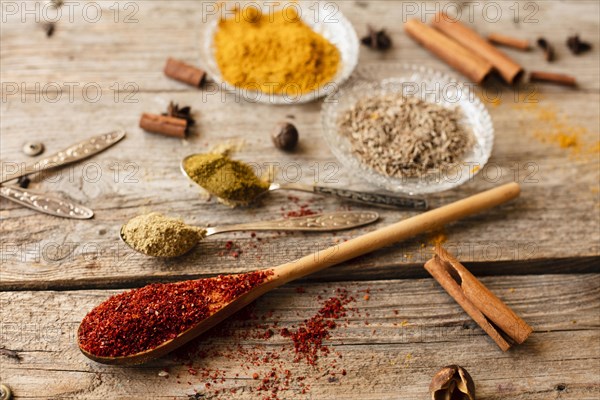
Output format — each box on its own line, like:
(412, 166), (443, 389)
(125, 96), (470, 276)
(78, 270), (274, 357)
(220, 240), (244, 258)
(168, 286), (358, 399)
(285, 207), (317, 218)
(282, 196), (321, 218)
(280, 289), (354, 365)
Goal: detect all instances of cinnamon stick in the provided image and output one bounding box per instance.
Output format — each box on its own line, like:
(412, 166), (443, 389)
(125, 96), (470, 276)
(488, 33), (530, 51)
(139, 113), (187, 138)
(404, 19), (492, 84)
(432, 13), (524, 84)
(529, 71), (577, 87)
(424, 246), (533, 351)
(164, 57), (206, 87)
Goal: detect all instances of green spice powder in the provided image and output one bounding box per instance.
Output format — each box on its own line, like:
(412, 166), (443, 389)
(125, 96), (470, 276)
(183, 153), (269, 204)
(121, 212), (204, 257)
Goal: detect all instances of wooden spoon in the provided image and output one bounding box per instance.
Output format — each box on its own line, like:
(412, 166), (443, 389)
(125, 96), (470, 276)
(79, 183), (520, 365)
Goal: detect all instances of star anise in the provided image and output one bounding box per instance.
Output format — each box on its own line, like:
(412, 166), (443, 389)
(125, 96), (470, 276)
(163, 102), (195, 126)
(567, 35), (592, 55)
(361, 25), (392, 51)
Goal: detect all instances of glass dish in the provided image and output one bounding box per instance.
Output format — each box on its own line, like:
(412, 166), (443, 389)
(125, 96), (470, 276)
(199, 2), (359, 105)
(321, 64), (494, 195)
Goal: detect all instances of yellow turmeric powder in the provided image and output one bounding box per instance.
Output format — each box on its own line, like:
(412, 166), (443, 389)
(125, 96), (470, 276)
(214, 7), (340, 95)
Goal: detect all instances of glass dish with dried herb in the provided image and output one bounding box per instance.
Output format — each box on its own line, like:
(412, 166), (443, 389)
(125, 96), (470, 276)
(322, 64), (494, 194)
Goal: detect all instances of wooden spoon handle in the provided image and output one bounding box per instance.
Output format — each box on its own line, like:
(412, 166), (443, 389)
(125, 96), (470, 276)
(273, 183), (520, 283)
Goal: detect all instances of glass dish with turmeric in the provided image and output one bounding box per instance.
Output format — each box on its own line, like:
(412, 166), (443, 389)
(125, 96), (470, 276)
(199, 2), (359, 104)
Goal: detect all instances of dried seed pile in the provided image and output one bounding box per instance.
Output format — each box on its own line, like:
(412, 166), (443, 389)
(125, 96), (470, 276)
(337, 94), (475, 178)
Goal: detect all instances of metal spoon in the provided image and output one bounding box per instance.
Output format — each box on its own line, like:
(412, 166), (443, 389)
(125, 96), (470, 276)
(0, 186), (94, 219)
(120, 211), (379, 258)
(0, 130), (125, 218)
(180, 154), (428, 210)
(1, 130), (126, 184)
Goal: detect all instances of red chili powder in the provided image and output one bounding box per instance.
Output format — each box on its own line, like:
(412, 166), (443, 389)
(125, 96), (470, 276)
(78, 270), (273, 357)
(280, 289), (353, 365)
(285, 206), (317, 218)
(282, 196), (320, 218)
(173, 287), (357, 399)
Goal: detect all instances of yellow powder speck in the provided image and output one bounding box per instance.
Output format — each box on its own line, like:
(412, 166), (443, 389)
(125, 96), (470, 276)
(483, 97), (502, 107)
(515, 99), (598, 159)
(428, 229), (448, 246)
(557, 134), (578, 148)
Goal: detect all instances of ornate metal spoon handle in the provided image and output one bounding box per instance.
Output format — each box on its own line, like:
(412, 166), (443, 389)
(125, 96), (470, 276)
(0, 186), (94, 219)
(274, 183), (428, 210)
(205, 211), (378, 235)
(1, 130), (126, 184)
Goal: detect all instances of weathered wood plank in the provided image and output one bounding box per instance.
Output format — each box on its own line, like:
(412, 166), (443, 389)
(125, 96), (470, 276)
(1, 274), (598, 399)
(2, 0), (598, 291)
(2, 1), (598, 291)
(1, 1), (598, 91)
(1, 88), (598, 289)
(1, 1), (599, 399)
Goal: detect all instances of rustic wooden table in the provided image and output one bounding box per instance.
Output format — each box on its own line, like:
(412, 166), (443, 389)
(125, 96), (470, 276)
(1, 1), (599, 399)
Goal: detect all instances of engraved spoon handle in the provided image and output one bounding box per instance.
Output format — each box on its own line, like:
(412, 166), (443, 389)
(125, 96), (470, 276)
(273, 183), (428, 210)
(204, 211), (378, 235)
(0, 186), (94, 219)
(0, 130), (126, 184)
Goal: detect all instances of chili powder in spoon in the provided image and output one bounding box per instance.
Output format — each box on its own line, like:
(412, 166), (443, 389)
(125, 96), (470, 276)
(78, 270), (273, 357)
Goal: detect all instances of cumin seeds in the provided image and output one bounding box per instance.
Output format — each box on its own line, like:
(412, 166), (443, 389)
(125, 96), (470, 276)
(337, 94), (475, 178)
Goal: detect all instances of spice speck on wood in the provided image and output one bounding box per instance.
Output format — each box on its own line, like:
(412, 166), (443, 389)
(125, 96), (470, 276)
(566, 35), (592, 55)
(361, 25), (392, 51)
(43, 22), (55, 37)
(537, 37), (555, 61)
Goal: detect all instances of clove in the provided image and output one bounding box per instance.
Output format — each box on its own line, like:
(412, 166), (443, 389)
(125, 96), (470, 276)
(537, 38), (555, 62)
(42, 22), (55, 37)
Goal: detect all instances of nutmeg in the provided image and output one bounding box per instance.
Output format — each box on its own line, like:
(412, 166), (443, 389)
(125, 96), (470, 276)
(271, 122), (299, 152)
(430, 365), (475, 400)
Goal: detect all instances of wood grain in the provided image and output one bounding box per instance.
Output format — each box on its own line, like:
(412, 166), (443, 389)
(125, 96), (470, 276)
(0, 1), (599, 398)
(1, 2), (599, 293)
(1, 87), (598, 288)
(1, 275), (598, 399)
